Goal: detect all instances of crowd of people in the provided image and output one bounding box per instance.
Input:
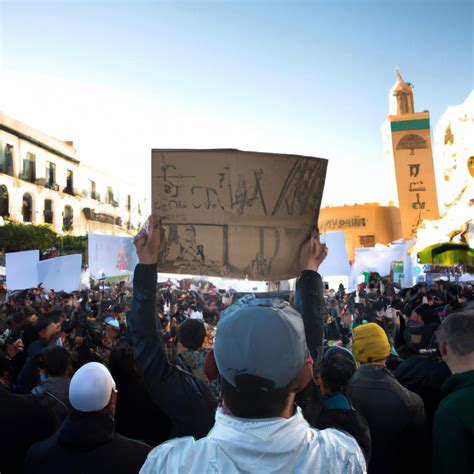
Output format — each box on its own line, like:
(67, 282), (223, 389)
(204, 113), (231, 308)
(0, 217), (473, 473)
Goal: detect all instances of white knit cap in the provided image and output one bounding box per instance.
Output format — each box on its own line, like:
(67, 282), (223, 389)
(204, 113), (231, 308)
(69, 362), (116, 412)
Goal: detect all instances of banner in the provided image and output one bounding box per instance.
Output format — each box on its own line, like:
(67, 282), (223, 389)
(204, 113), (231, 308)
(5, 250), (40, 290)
(353, 240), (415, 278)
(318, 232), (351, 277)
(38, 254), (82, 292)
(88, 233), (138, 278)
(152, 149), (327, 280)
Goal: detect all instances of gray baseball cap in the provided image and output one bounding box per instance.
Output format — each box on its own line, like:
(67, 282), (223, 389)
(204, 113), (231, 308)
(214, 297), (307, 390)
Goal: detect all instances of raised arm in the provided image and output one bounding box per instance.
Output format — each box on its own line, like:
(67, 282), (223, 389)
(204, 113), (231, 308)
(127, 216), (216, 439)
(294, 231), (328, 370)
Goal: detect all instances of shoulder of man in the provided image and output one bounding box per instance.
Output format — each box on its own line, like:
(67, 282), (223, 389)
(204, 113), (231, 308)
(306, 427), (367, 472)
(140, 436), (209, 473)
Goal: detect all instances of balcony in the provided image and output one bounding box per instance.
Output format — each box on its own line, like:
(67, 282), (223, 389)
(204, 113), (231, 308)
(45, 182), (60, 191)
(19, 172), (36, 184)
(82, 207), (123, 227)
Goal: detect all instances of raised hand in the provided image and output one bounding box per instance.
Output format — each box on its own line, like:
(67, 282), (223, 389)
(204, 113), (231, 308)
(134, 215), (162, 265)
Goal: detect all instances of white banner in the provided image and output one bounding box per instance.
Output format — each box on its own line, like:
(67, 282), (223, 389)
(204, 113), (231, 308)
(38, 254), (82, 292)
(5, 250), (40, 290)
(88, 233), (138, 278)
(318, 231), (351, 277)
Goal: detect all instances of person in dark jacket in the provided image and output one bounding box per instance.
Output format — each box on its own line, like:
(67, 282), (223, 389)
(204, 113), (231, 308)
(0, 354), (59, 474)
(24, 362), (150, 474)
(127, 217), (217, 439)
(314, 346), (371, 464)
(348, 322), (427, 474)
(108, 339), (172, 446)
(433, 311), (474, 474)
(26, 314), (60, 359)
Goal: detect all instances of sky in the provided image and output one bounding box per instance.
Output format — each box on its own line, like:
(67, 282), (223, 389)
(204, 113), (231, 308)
(1, 0), (473, 208)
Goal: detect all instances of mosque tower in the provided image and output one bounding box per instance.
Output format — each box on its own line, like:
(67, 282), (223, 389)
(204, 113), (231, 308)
(382, 69), (440, 239)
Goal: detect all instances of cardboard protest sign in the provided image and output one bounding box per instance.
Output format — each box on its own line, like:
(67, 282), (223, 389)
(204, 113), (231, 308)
(152, 149), (328, 280)
(38, 254), (82, 292)
(5, 250), (40, 290)
(88, 233), (138, 278)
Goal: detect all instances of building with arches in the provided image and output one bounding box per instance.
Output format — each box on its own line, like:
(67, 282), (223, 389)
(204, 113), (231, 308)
(0, 112), (146, 235)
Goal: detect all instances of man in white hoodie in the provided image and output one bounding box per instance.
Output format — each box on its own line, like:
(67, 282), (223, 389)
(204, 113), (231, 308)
(140, 292), (366, 473)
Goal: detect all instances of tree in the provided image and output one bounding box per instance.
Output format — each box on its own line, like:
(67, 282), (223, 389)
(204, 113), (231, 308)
(0, 222), (58, 253)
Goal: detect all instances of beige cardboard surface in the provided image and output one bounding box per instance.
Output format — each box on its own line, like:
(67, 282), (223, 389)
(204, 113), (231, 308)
(152, 149), (328, 280)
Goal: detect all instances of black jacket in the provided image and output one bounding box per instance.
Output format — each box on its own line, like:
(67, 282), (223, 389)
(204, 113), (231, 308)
(348, 365), (427, 474)
(315, 405), (372, 464)
(294, 270), (325, 370)
(0, 384), (59, 474)
(395, 355), (451, 428)
(127, 264), (217, 439)
(24, 412), (150, 474)
(294, 270), (326, 424)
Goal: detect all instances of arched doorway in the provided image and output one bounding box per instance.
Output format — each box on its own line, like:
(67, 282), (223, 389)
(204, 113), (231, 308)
(22, 193), (33, 222)
(63, 205), (73, 231)
(0, 186), (9, 217)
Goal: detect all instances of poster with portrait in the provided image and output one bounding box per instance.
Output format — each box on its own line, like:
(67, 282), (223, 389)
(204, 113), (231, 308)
(152, 149), (328, 280)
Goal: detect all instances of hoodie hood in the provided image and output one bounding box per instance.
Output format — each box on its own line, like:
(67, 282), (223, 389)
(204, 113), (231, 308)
(208, 408), (309, 472)
(58, 412), (115, 451)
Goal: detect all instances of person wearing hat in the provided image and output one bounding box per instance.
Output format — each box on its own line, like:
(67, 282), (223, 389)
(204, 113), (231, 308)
(141, 297), (365, 473)
(24, 362), (150, 474)
(348, 323), (427, 474)
(314, 347), (371, 464)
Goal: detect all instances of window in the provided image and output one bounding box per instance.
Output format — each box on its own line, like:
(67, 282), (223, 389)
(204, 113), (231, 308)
(21, 152), (36, 183)
(46, 161), (56, 188)
(44, 199), (54, 224)
(65, 170), (74, 195)
(22, 193), (33, 223)
(359, 235), (375, 248)
(127, 194), (131, 212)
(0, 142), (14, 176)
(106, 187), (114, 205)
(63, 205), (73, 232)
(89, 180), (97, 200)
(0, 186), (9, 217)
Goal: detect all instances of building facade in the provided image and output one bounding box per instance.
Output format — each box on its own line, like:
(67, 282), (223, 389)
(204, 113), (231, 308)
(0, 112), (146, 236)
(319, 203), (402, 261)
(382, 70), (440, 239)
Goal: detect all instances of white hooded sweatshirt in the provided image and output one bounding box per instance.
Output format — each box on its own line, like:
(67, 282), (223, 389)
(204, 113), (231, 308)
(140, 407), (366, 474)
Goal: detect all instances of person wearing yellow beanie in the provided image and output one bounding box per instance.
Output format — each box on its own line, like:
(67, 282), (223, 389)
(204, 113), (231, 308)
(348, 323), (427, 474)
(352, 323), (391, 365)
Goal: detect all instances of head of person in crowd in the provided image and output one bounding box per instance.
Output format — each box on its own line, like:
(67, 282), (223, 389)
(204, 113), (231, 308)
(214, 301), (312, 419)
(104, 316), (120, 346)
(41, 347), (73, 380)
(177, 319), (206, 352)
(352, 322), (391, 366)
(69, 362), (117, 417)
(4, 336), (24, 359)
(410, 304), (440, 326)
(36, 314), (60, 344)
(320, 347), (357, 397)
(371, 300), (388, 322)
(437, 310), (474, 374)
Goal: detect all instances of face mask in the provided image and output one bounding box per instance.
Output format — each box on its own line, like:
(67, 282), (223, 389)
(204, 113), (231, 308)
(39, 371), (47, 383)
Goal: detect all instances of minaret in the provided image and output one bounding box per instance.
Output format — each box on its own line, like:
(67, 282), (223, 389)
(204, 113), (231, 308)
(382, 70), (440, 239)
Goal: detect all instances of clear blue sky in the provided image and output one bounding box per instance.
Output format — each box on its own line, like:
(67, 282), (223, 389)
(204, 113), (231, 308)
(1, 0), (473, 206)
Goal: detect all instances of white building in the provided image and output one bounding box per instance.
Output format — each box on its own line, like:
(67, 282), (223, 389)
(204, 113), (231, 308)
(412, 90), (473, 256)
(0, 112), (147, 235)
